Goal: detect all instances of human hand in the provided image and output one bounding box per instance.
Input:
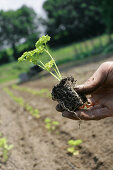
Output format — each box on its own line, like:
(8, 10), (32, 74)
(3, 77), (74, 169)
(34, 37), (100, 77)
(56, 62), (113, 120)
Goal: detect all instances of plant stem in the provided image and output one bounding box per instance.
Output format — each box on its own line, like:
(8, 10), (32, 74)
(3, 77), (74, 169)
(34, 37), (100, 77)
(49, 71), (60, 81)
(39, 60), (60, 81)
(39, 61), (45, 68)
(38, 63), (45, 70)
(52, 67), (61, 79)
(45, 50), (62, 80)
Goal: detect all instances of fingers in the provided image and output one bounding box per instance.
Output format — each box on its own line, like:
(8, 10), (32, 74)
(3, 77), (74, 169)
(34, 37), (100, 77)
(56, 104), (65, 112)
(75, 62), (109, 94)
(62, 106), (112, 120)
(62, 111), (77, 120)
(56, 96), (96, 112)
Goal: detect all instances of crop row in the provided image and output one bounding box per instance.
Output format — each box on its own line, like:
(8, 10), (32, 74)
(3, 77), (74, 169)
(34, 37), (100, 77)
(4, 87), (40, 119)
(12, 84), (51, 98)
(3, 87), (83, 159)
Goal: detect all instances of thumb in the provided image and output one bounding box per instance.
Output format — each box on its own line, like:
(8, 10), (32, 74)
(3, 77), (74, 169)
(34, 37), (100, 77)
(75, 63), (108, 94)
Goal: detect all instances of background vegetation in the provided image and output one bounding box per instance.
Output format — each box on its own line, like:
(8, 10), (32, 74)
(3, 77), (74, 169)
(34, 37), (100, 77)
(0, 0), (113, 83)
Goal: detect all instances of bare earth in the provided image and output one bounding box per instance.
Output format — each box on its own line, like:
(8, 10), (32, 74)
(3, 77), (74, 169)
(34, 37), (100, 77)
(0, 56), (113, 170)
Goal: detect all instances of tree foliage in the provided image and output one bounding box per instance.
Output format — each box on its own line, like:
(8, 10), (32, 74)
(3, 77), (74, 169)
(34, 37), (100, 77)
(95, 0), (113, 35)
(43, 0), (105, 46)
(0, 5), (40, 60)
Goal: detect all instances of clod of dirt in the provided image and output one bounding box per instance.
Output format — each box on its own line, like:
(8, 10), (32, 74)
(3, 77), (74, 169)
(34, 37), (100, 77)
(51, 76), (87, 112)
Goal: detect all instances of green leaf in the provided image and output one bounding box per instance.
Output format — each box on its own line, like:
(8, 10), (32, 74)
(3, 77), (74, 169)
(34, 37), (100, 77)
(33, 109), (39, 115)
(0, 137), (13, 162)
(52, 121), (59, 126)
(67, 147), (75, 153)
(45, 118), (51, 123)
(35, 35), (51, 48)
(44, 60), (54, 71)
(7, 144), (13, 151)
(45, 123), (51, 130)
(0, 138), (6, 148)
(32, 109), (40, 118)
(68, 139), (82, 146)
(18, 46), (44, 63)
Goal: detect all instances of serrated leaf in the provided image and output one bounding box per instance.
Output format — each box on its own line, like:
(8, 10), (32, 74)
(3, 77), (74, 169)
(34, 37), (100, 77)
(35, 35), (51, 48)
(44, 60), (54, 71)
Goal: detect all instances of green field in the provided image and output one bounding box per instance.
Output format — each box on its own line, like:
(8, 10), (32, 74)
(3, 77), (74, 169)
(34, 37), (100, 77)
(0, 34), (113, 84)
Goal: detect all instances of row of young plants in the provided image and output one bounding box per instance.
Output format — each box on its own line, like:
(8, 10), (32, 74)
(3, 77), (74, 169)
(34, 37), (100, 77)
(0, 132), (13, 164)
(3, 87), (40, 119)
(12, 84), (51, 98)
(4, 87), (83, 156)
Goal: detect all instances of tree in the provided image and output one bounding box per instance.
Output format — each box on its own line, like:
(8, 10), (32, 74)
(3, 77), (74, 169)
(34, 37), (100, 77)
(95, 0), (113, 42)
(0, 5), (40, 60)
(43, 0), (105, 46)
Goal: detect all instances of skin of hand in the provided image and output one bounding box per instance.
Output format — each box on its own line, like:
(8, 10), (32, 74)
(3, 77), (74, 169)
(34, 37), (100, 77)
(56, 62), (113, 120)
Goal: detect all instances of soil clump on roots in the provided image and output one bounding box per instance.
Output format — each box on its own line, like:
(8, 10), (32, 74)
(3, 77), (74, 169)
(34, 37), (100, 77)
(52, 76), (87, 112)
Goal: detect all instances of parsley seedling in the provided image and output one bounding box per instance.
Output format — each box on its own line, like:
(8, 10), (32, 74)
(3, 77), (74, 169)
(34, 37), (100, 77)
(44, 118), (59, 133)
(18, 35), (62, 81)
(0, 135), (13, 163)
(67, 139), (82, 156)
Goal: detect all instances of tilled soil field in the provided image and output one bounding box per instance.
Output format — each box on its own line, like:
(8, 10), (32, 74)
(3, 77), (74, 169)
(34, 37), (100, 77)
(0, 57), (113, 170)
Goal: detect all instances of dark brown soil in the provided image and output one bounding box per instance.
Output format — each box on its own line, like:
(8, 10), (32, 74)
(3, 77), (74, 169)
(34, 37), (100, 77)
(1, 56), (113, 170)
(52, 76), (87, 112)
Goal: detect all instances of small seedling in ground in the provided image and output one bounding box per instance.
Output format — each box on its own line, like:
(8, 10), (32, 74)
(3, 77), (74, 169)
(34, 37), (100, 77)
(67, 139), (82, 156)
(25, 104), (40, 118)
(0, 135), (13, 163)
(44, 118), (59, 133)
(32, 109), (40, 118)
